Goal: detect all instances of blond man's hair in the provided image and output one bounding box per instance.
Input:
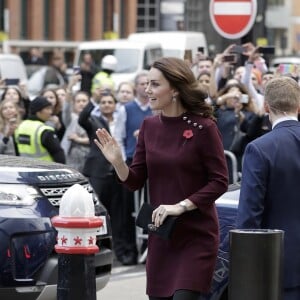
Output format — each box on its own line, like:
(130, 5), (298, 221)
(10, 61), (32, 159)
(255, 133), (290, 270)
(265, 76), (300, 114)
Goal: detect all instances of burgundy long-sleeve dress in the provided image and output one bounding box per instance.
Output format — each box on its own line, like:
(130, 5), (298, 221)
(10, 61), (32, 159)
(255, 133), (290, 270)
(123, 112), (228, 297)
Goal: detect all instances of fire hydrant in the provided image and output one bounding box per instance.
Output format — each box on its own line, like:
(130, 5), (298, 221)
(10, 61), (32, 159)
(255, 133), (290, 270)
(51, 184), (103, 300)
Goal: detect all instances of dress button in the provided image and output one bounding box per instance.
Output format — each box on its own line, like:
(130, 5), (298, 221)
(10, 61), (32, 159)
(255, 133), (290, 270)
(198, 125), (203, 129)
(193, 122), (198, 127)
(187, 120), (191, 124)
(183, 116), (188, 121)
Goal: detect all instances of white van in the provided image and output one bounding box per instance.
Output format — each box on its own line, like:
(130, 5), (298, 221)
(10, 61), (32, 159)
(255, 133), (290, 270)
(128, 31), (208, 60)
(74, 39), (163, 89)
(0, 54), (28, 84)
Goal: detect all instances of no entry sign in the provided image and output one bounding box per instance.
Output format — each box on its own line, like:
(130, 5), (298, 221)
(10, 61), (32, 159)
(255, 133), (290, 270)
(209, 0), (257, 39)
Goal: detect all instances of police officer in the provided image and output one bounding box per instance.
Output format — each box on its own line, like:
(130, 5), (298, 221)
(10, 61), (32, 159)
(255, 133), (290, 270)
(15, 96), (65, 163)
(91, 54), (117, 95)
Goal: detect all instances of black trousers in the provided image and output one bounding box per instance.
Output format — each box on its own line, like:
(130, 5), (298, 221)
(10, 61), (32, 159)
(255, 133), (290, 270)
(149, 289), (203, 300)
(118, 185), (137, 256)
(120, 158), (138, 257)
(284, 286), (300, 300)
(89, 174), (125, 259)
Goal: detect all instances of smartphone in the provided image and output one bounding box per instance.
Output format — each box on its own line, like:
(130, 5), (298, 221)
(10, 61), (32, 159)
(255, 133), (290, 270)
(258, 46), (275, 55)
(240, 94), (249, 104)
(5, 78), (20, 85)
(231, 45), (246, 54)
(222, 54), (237, 63)
(197, 47), (204, 53)
(73, 65), (81, 74)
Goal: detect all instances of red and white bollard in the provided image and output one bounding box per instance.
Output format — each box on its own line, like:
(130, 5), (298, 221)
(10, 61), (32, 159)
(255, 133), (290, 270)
(51, 184), (103, 300)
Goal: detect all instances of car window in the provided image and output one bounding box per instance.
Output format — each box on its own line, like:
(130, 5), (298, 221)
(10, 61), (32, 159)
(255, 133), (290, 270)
(79, 49), (140, 73)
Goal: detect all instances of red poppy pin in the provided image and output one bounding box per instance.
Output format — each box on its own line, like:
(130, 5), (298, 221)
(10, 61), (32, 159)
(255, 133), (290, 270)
(183, 129), (193, 139)
(183, 130), (193, 145)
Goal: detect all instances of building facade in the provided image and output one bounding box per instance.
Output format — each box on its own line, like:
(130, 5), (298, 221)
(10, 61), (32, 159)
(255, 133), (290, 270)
(0, 0), (137, 41)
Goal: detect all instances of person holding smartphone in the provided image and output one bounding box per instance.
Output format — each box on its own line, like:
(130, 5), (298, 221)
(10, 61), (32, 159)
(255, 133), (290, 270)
(0, 99), (22, 155)
(1, 86), (31, 119)
(239, 42), (267, 114)
(215, 81), (257, 179)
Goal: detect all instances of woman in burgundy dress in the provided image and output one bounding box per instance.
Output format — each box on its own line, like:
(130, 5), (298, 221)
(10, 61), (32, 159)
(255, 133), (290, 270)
(95, 57), (228, 300)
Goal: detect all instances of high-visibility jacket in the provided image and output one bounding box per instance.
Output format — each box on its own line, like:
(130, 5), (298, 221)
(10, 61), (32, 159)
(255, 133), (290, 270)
(91, 71), (114, 93)
(15, 120), (54, 161)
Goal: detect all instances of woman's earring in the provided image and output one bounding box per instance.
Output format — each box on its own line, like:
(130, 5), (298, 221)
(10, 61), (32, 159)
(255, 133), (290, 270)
(172, 95), (176, 102)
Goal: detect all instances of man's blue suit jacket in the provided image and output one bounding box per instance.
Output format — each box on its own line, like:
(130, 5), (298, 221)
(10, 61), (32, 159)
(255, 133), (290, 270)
(237, 120), (300, 288)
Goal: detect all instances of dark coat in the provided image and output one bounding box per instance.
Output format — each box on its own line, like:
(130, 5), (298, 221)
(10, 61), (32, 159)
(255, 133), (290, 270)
(78, 101), (113, 179)
(237, 120), (300, 288)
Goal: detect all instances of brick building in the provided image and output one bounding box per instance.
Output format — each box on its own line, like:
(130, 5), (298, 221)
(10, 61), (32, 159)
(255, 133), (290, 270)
(0, 0), (137, 41)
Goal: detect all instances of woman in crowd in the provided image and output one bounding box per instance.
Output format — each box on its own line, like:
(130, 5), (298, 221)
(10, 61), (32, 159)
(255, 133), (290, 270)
(56, 87), (68, 109)
(215, 81), (257, 145)
(0, 99), (22, 155)
(94, 57), (228, 300)
(1, 85), (30, 119)
(40, 88), (65, 140)
(61, 75), (90, 172)
(215, 81), (257, 178)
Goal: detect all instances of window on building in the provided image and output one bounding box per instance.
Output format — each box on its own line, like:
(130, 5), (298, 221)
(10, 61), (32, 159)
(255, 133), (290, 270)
(21, 0), (28, 38)
(65, 0), (71, 40)
(44, 0), (50, 40)
(185, 0), (205, 31)
(137, 0), (160, 32)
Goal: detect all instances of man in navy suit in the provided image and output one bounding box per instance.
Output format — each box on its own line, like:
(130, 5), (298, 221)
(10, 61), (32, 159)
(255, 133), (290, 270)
(237, 76), (300, 300)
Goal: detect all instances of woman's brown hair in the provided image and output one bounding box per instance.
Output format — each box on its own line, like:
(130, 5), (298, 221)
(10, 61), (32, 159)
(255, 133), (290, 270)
(152, 57), (214, 119)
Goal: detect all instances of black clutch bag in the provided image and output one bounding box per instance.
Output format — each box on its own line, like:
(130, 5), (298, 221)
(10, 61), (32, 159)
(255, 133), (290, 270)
(136, 203), (178, 240)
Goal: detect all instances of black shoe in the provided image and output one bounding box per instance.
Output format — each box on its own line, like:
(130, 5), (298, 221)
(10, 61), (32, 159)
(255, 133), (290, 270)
(119, 254), (137, 266)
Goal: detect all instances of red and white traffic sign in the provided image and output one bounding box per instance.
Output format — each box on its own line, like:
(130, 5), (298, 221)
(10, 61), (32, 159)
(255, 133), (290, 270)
(209, 0), (257, 40)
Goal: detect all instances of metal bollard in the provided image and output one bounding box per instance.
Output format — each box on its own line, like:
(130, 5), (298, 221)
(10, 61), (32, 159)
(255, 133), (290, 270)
(51, 184), (103, 300)
(229, 229), (284, 300)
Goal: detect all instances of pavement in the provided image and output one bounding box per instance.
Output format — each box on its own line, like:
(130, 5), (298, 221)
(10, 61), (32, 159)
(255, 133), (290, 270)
(97, 262), (147, 300)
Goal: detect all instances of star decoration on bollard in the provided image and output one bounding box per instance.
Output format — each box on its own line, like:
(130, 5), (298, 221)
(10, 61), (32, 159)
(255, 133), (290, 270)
(61, 236), (68, 245)
(88, 236), (94, 245)
(74, 236), (83, 245)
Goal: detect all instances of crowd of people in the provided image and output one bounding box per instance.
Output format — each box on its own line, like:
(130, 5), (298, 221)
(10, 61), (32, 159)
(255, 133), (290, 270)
(0, 43), (298, 272)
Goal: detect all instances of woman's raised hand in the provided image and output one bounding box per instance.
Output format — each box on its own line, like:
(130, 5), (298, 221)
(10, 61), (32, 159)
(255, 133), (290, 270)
(94, 128), (123, 166)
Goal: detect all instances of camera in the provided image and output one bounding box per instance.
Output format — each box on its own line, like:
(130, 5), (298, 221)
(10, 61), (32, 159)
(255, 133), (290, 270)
(73, 65), (81, 74)
(4, 78), (20, 85)
(240, 94), (249, 104)
(222, 54), (237, 63)
(257, 46), (275, 55)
